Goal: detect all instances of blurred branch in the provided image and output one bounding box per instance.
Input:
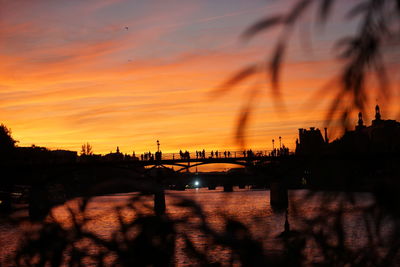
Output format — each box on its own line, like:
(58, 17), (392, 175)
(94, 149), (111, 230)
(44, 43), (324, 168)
(221, 0), (399, 141)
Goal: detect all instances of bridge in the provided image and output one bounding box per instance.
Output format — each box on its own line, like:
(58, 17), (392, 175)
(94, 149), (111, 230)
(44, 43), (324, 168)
(134, 150), (293, 172)
(2, 149), (295, 219)
(141, 157), (261, 172)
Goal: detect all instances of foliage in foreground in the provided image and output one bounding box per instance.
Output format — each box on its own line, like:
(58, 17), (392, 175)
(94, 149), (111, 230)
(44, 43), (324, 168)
(3, 178), (400, 266)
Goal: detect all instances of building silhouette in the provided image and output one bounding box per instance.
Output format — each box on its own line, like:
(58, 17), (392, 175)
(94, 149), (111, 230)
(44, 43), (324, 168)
(351, 105), (400, 153)
(295, 127), (328, 155)
(296, 105), (400, 155)
(17, 146), (77, 164)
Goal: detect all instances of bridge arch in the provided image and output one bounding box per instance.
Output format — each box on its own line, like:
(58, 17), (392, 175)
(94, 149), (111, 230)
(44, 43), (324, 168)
(142, 161), (252, 173)
(174, 161), (250, 173)
(143, 162), (189, 169)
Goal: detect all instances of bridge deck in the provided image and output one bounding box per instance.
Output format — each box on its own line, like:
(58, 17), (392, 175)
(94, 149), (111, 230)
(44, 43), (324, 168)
(137, 156), (284, 167)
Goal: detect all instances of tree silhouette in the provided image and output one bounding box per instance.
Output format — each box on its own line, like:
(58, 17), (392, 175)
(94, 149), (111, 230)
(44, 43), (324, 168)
(80, 142), (93, 156)
(0, 124), (17, 157)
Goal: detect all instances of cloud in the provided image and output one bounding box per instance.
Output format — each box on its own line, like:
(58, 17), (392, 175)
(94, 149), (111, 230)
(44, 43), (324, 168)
(2, 0), (397, 154)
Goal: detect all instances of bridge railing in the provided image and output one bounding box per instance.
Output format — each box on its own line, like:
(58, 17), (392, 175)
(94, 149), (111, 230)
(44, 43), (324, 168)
(138, 150), (293, 161)
(160, 151), (273, 160)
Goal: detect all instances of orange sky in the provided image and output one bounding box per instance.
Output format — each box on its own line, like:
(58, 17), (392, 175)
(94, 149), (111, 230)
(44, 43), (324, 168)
(1, 0), (399, 155)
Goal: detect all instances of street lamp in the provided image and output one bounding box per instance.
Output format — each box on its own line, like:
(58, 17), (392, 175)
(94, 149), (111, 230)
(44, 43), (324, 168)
(157, 140), (160, 152)
(279, 136), (282, 149)
(272, 139), (275, 150)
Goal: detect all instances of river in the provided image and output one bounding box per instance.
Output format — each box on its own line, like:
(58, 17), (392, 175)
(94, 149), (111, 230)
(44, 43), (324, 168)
(0, 188), (395, 266)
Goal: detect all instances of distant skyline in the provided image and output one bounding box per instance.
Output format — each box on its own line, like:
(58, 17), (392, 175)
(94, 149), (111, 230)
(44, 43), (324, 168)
(1, 0), (399, 154)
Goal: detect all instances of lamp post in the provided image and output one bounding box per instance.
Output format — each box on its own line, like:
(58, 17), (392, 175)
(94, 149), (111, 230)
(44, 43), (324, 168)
(279, 136), (282, 149)
(272, 139), (275, 150)
(157, 140), (160, 152)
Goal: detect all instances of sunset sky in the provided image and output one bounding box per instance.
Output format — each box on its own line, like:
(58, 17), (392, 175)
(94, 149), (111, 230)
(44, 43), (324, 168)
(1, 0), (399, 154)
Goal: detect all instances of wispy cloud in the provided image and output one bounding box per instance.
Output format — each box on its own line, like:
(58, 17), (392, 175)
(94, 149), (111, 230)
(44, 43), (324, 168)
(2, 0), (394, 154)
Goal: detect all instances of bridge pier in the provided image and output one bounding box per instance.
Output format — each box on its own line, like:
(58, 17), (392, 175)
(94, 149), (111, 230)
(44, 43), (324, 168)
(154, 189), (166, 216)
(223, 184), (233, 192)
(208, 185), (216, 190)
(154, 168), (166, 216)
(270, 182), (288, 209)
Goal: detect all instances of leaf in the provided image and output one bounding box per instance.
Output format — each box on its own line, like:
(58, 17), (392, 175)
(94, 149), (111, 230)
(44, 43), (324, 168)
(285, 0), (312, 25)
(235, 105), (251, 148)
(373, 56), (390, 101)
(346, 2), (369, 19)
(334, 36), (355, 58)
(325, 90), (344, 127)
(241, 15), (283, 40)
(318, 0), (334, 24)
(212, 64), (258, 95)
(235, 87), (259, 147)
(397, 0), (400, 13)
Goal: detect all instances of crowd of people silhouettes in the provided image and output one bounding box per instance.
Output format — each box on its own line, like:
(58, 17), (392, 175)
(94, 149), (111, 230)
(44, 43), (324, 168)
(138, 148), (290, 161)
(269, 145), (290, 157)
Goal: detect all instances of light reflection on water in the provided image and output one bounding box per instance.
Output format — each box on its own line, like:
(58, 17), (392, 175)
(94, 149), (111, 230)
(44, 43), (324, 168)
(0, 188), (385, 265)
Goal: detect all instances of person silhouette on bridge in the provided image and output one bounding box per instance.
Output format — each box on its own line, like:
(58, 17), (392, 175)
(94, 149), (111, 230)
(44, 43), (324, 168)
(216, 150), (219, 158)
(155, 151), (162, 161)
(202, 149), (205, 159)
(228, 151), (231, 158)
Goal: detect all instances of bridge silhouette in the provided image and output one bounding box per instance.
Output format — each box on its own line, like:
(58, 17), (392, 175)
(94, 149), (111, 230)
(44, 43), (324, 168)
(136, 150), (292, 172)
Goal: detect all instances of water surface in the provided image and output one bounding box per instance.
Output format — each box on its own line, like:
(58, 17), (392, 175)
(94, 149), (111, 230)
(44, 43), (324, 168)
(0, 188), (387, 265)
